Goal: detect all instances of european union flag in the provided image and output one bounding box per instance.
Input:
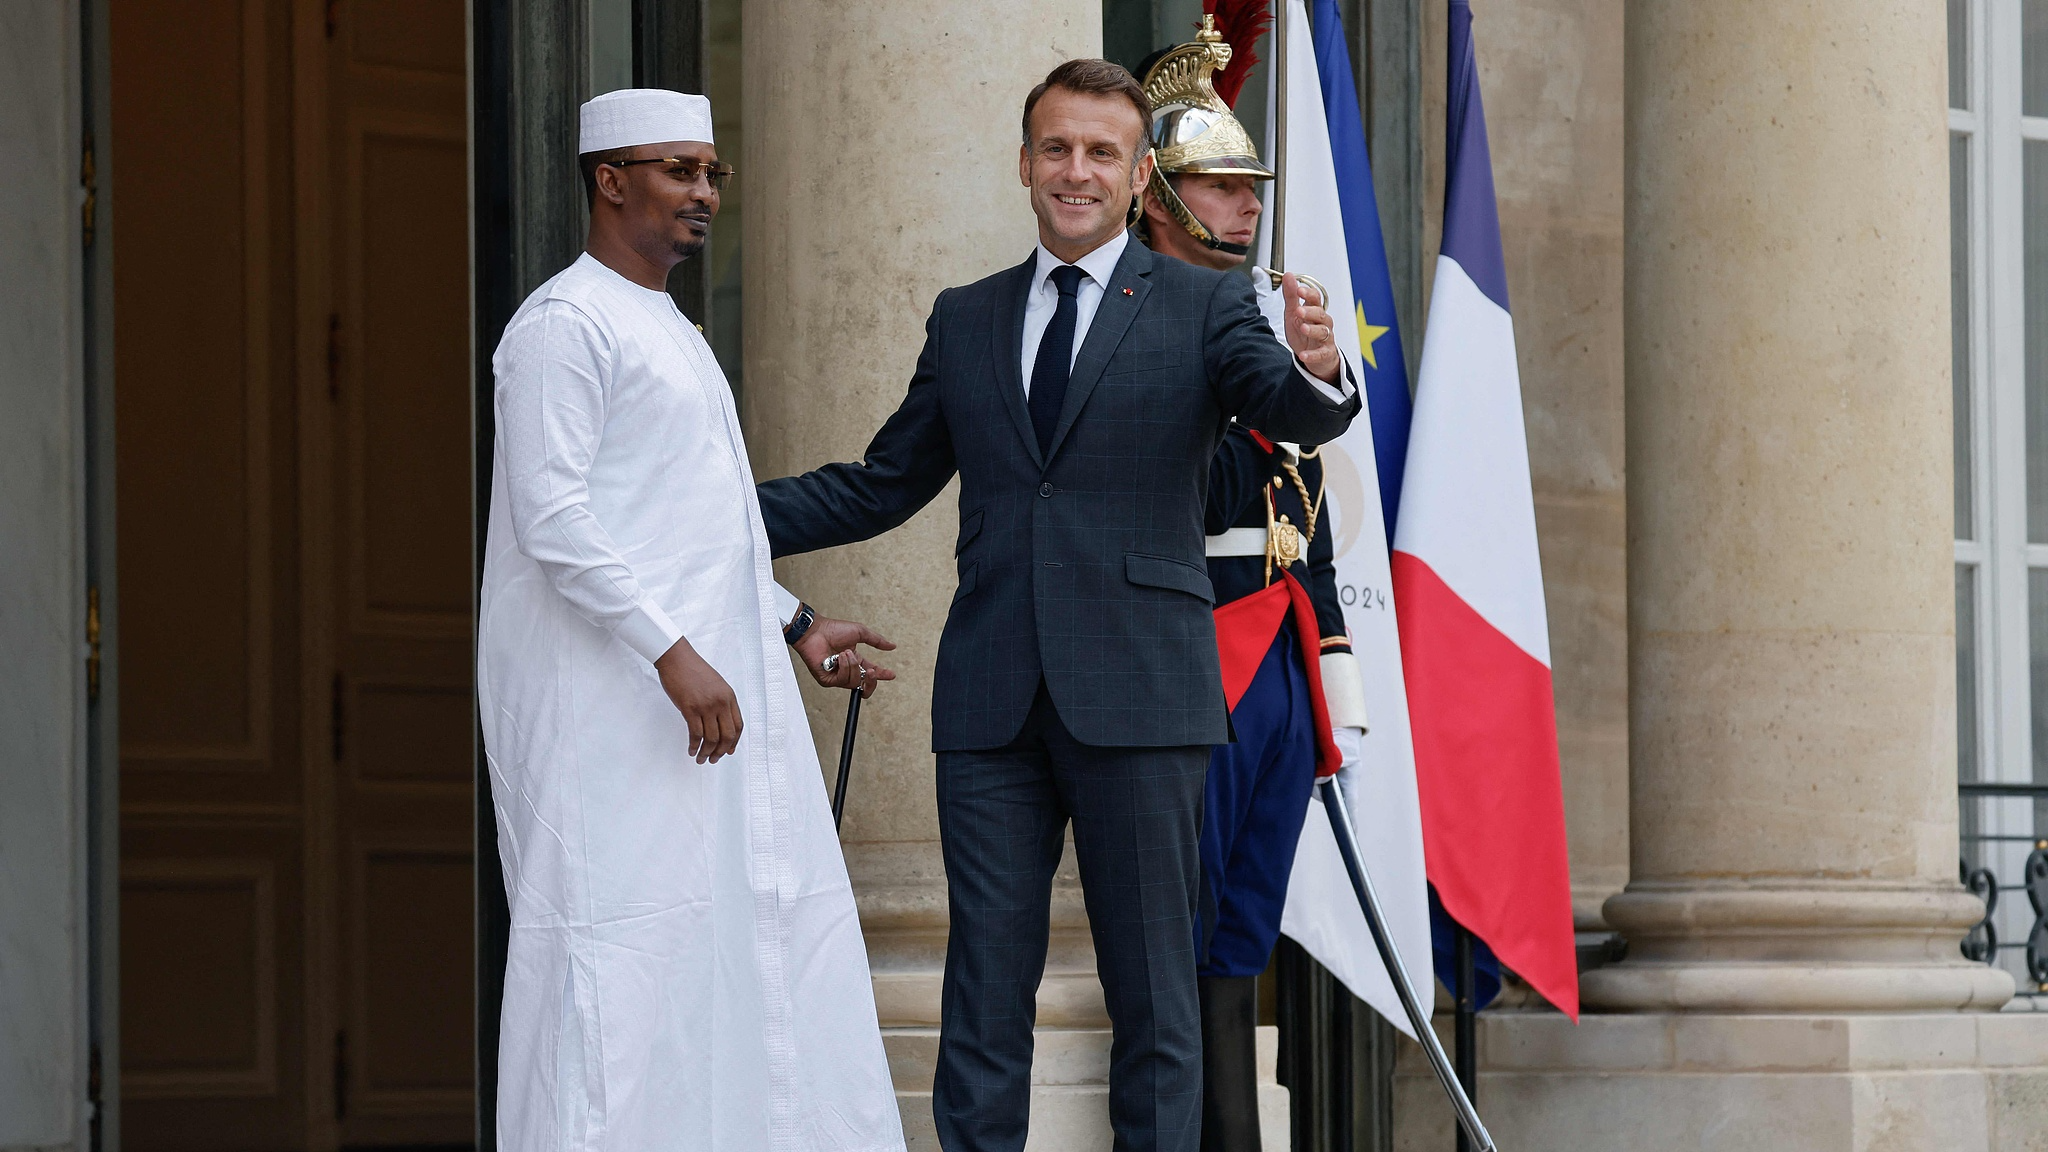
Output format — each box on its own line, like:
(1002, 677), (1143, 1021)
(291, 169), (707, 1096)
(1307, 0), (1411, 544)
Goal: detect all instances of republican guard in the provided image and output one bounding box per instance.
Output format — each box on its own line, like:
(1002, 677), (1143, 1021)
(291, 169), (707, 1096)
(1138, 20), (1372, 1150)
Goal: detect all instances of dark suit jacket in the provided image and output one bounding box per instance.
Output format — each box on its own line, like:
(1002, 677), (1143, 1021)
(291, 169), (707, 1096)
(757, 238), (1361, 751)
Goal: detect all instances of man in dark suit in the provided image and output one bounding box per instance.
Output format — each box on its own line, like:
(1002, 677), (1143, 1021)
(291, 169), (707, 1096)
(756, 58), (1359, 1152)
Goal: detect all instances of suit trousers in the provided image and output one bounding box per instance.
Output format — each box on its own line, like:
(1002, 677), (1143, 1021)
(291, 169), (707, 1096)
(933, 683), (1210, 1152)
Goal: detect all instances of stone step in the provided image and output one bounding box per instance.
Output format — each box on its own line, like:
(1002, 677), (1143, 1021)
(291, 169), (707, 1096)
(894, 1086), (1115, 1152)
(872, 968), (1109, 1028)
(894, 1083), (1292, 1150)
(888, 1025), (1291, 1150)
(1256, 1025), (1290, 1150)
(884, 1026), (1111, 1092)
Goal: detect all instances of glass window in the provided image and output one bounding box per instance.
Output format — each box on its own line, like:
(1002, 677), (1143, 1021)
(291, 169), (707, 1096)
(1952, 0), (1970, 110)
(1961, 565), (1980, 783)
(2029, 0), (2048, 118)
(2029, 141), (2048, 543)
(585, 0), (633, 97)
(2034, 569), (2048, 783)
(1959, 0), (2048, 996)
(1955, 132), (1974, 538)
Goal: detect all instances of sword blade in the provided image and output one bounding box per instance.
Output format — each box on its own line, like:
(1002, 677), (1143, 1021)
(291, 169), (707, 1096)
(1318, 777), (1499, 1152)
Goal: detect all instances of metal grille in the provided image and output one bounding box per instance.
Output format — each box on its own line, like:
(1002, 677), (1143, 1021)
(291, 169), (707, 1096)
(1959, 782), (2048, 1005)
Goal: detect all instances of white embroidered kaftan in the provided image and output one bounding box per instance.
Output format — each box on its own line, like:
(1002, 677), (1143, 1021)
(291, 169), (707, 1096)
(478, 253), (904, 1152)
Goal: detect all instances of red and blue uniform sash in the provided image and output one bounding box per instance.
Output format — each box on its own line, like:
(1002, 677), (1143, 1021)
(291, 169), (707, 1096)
(1211, 569), (1342, 779)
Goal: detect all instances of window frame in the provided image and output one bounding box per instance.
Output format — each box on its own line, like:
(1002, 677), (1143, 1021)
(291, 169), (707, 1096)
(1956, 0), (2028, 791)
(1956, 0), (2047, 991)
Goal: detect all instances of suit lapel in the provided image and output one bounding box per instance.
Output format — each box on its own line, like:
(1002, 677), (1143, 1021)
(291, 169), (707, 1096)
(1046, 239), (1153, 462)
(990, 254), (1043, 470)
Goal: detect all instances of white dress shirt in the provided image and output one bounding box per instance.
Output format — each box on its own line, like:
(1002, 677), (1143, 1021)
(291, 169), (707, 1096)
(1020, 230), (1129, 395)
(1019, 229), (1354, 404)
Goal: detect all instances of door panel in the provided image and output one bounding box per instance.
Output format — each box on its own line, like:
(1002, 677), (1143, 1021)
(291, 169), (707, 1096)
(328, 0), (476, 1143)
(114, 2), (307, 1148)
(352, 684), (475, 783)
(356, 130), (473, 620)
(113, 0), (289, 783)
(118, 825), (308, 1152)
(356, 848), (477, 1091)
(119, 861), (279, 1095)
(114, 1), (477, 1147)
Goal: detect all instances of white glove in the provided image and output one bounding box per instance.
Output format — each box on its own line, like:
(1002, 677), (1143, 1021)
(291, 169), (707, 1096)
(1332, 725), (1364, 774)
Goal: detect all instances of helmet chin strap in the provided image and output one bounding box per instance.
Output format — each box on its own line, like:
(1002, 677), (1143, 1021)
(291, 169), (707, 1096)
(1149, 169), (1253, 258)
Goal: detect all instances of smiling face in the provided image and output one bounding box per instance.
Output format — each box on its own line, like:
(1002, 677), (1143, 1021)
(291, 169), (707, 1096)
(1018, 87), (1154, 262)
(1142, 172), (1265, 271)
(593, 139), (721, 263)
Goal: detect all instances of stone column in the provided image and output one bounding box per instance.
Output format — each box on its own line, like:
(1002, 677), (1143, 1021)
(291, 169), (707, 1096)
(1441, 4), (2048, 1139)
(741, 0), (1095, 932)
(741, 4), (1135, 1147)
(1586, 0), (2003, 1016)
(744, 0), (1097, 882)
(1465, 3), (2048, 1149)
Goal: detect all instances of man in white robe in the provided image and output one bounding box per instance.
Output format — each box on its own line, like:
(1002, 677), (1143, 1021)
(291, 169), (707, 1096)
(477, 88), (906, 1152)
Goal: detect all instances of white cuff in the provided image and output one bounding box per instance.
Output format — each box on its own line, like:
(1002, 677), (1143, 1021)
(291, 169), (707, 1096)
(1296, 354), (1357, 405)
(1320, 650), (1369, 732)
(772, 581), (802, 629)
(616, 597), (686, 664)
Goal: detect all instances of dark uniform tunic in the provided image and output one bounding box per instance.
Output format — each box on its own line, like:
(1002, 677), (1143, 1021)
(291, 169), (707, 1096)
(1195, 425), (1349, 978)
(1196, 423), (1351, 1152)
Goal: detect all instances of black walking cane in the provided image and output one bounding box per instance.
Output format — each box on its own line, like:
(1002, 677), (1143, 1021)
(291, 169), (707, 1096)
(1317, 776), (1499, 1152)
(823, 656), (866, 832)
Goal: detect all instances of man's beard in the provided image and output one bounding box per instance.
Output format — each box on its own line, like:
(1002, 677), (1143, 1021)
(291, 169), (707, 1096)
(671, 220), (710, 260)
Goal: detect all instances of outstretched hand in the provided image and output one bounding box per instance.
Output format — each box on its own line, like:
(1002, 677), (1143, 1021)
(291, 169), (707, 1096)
(1282, 273), (1342, 384)
(654, 636), (743, 764)
(795, 617), (898, 699)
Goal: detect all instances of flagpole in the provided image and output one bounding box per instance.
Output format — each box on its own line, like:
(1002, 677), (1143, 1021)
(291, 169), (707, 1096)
(1454, 925), (1477, 1152)
(1270, 0), (1287, 270)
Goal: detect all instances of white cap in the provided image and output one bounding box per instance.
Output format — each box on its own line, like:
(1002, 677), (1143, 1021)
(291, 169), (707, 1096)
(578, 89), (713, 154)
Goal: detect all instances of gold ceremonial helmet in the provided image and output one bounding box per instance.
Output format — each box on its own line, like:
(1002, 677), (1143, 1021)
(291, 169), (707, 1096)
(1141, 14), (1273, 255)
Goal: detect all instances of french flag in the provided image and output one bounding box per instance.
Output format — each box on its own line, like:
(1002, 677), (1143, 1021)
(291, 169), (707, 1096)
(1260, 0), (1435, 1039)
(1391, 0), (1578, 1018)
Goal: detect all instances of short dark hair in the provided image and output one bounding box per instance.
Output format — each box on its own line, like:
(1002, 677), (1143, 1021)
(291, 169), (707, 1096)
(579, 146), (634, 208)
(1021, 59), (1152, 152)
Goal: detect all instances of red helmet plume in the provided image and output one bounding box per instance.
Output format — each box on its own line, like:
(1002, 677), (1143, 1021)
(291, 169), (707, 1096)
(1204, 0), (1274, 108)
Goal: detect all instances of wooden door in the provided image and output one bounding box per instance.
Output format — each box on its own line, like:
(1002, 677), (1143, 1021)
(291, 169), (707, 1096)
(322, 0), (477, 1143)
(112, 3), (310, 1148)
(113, 1), (476, 1147)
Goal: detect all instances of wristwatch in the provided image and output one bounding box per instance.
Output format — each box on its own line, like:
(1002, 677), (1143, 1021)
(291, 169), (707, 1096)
(782, 601), (816, 647)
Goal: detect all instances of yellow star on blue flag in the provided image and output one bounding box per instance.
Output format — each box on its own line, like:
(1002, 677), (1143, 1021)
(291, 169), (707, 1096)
(1356, 302), (1391, 371)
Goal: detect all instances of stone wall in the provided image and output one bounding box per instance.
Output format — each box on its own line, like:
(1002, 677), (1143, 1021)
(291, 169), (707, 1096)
(0, 2), (88, 1149)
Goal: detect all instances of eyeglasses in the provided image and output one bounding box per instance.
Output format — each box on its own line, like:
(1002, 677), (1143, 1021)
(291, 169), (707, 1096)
(605, 157), (735, 191)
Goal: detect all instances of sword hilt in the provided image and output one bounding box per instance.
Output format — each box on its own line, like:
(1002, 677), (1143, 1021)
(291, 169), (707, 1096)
(1266, 268), (1329, 310)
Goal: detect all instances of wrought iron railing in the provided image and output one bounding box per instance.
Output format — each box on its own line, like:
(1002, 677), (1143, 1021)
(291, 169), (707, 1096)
(1959, 781), (2048, 1005)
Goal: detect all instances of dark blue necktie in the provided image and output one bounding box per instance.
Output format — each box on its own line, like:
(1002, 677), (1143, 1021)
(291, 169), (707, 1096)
(1028, 264), (1086, 455)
